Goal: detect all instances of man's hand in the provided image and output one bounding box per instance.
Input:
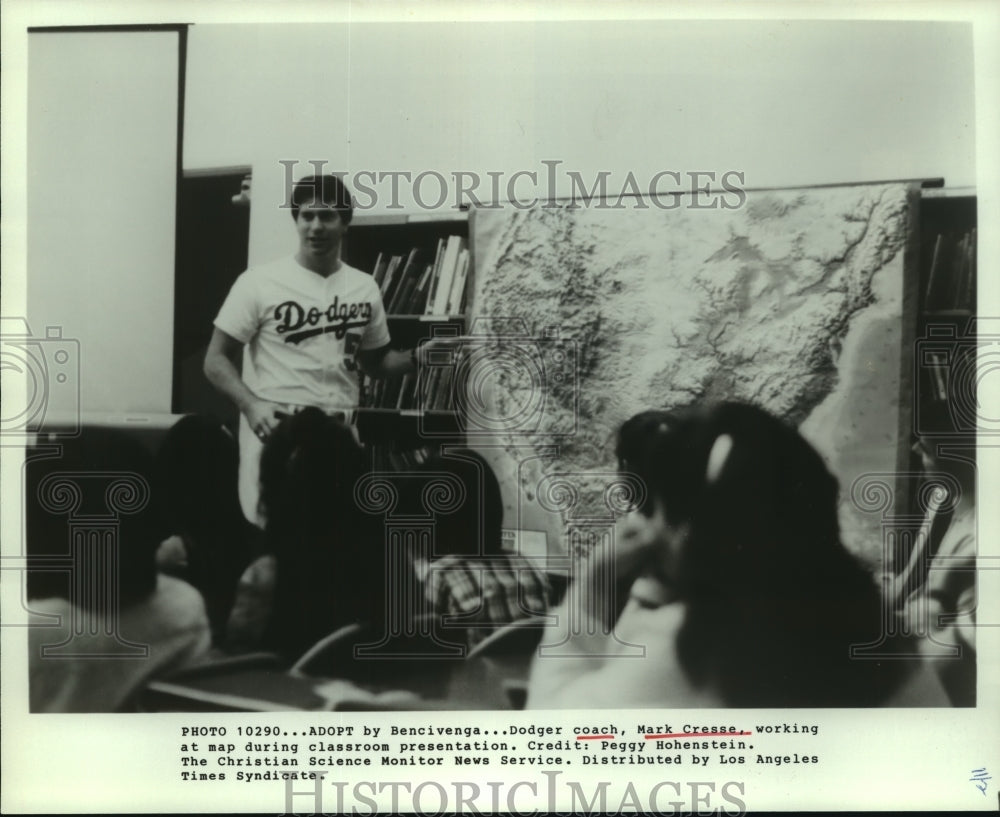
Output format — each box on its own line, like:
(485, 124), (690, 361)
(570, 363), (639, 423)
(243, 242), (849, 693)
(358, 336), (469, 379)
(415, 335), (464, 367)
(245, 399), (284, 441)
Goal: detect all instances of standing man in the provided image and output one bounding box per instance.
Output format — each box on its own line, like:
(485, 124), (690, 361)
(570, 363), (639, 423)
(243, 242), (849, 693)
(204, 174), (423, 525)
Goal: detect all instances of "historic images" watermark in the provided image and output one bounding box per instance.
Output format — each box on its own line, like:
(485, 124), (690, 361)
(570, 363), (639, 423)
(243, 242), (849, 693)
(278, 160), (747, 212)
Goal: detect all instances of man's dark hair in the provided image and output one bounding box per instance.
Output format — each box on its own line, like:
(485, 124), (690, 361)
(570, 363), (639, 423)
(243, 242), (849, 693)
(290, 174), (353, 225)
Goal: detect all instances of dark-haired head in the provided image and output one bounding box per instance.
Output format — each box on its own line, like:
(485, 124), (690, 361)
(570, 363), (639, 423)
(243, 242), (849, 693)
(617, 401), (905, 706)
(290, 174), (353, 225)
(614, 409), (674, 515)
(625, 402), (843, 560)
(418, 449), (505, 558)
(155, 414), (242, 534)
(259, 407), (365, 541)
(258, 409), (381, 657)
(26, 427), (158, 608)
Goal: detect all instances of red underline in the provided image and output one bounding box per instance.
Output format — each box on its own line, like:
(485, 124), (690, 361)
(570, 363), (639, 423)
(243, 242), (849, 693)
(644, 732), (753, 739)
(575, 731), (753, 741)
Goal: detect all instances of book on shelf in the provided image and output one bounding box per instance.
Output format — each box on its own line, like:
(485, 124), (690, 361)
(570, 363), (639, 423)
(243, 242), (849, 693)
(924, 351), (949, 401)
(418, 366), (442, 411)
(950, 233), (968, 311)
(368, 238), (471, 316)
(429, 235), (467, 316)
(383, 374), (405, 409)
(444, 249), (470, 314)
(383, 248), (418, 310)
(379, 254), (403, 301)
(924, 234), (945, 306)
(369, 444), (434, 473)
(371, 252), (390, 290)
(432, 367), (455, 411)
(950, 229), (976, 312)
(395, 374), (416, 410)
(425, 238), (447, 315)
(964, 228), (976, 310)
(405, 264), (434, 314)
(387, 271), (418, 314)
(924, 229), (977, 312)
(360, 366), (457, 412)
(457, 267), (471, 314)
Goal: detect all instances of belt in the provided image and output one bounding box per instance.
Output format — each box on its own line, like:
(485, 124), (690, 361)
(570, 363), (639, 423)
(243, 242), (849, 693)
(275, 405), (357, 425)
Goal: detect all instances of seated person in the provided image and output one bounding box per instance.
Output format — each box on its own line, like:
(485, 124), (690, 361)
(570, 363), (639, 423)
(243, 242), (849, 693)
(527, 401), (949, 709)
(154, 414), (262, 646)
(226, 408), (405, 662)
(26, 428), (211, 712)
(415, 449), (553, 650)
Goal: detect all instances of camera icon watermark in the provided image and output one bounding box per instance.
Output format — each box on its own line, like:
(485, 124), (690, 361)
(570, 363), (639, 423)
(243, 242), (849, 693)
(914, 318), (1000, 438)
(418, 317), (578, 438)
(0, 317), (81, 437)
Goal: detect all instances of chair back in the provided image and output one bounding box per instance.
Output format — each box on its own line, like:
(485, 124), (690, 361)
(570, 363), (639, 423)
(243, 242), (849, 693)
(291, 614), (469, 701)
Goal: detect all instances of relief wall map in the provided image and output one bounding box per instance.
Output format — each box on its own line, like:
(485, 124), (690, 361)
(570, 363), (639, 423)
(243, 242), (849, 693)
(465, 183), (911, 570)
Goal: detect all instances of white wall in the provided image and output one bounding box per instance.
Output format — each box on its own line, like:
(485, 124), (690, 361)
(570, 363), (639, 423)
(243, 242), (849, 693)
(185, 19), (975, 194)
(16, 21), (978, 420)
(27, 30), (179, 418)
(182, 20), (976, 267)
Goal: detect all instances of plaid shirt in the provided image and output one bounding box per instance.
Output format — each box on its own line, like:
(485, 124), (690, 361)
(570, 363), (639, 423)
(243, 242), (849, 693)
(426, 553), (552, 648)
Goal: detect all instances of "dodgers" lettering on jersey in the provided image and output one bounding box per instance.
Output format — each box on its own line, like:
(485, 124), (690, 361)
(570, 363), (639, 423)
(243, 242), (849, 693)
(274, 298), (373, 345)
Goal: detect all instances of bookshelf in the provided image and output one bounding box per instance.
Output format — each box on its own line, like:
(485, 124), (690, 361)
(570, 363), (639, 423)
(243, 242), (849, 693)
(912, 191), (977, 440)
(887, 188), (977, 573)
(343, 213), (472, 461)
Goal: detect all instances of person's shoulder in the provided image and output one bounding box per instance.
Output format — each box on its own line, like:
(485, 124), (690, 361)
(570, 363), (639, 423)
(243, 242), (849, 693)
(615, 597), (687, 650)
(121, 575), (211, 645)
(339, 261), (368, 278)
(884, 659), (951, 706)
(338, 262), (382, 293)
(26, 594), (72, 623)
(243, 256), (299, 281)
(222, 264), (271, 296)
(339, 263), (379, 292)
(152, 574), (208, 617)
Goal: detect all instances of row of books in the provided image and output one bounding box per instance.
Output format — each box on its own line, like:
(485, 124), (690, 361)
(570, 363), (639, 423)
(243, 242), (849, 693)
(360, 366), (459, 412)
(373, 235), (470, 316)
(367, 444), (434, 474)
(924, 229), (976, 311)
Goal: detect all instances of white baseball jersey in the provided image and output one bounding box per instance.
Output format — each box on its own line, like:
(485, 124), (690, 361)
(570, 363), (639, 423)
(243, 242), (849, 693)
(214, 257), (391, 412)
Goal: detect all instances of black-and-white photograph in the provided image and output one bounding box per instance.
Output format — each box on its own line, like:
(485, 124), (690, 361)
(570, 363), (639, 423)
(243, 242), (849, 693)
(3, 2), (998, 814)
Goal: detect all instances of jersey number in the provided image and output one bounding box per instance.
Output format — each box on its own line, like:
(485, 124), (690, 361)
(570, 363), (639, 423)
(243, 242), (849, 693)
(344, 332), (361, 372)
